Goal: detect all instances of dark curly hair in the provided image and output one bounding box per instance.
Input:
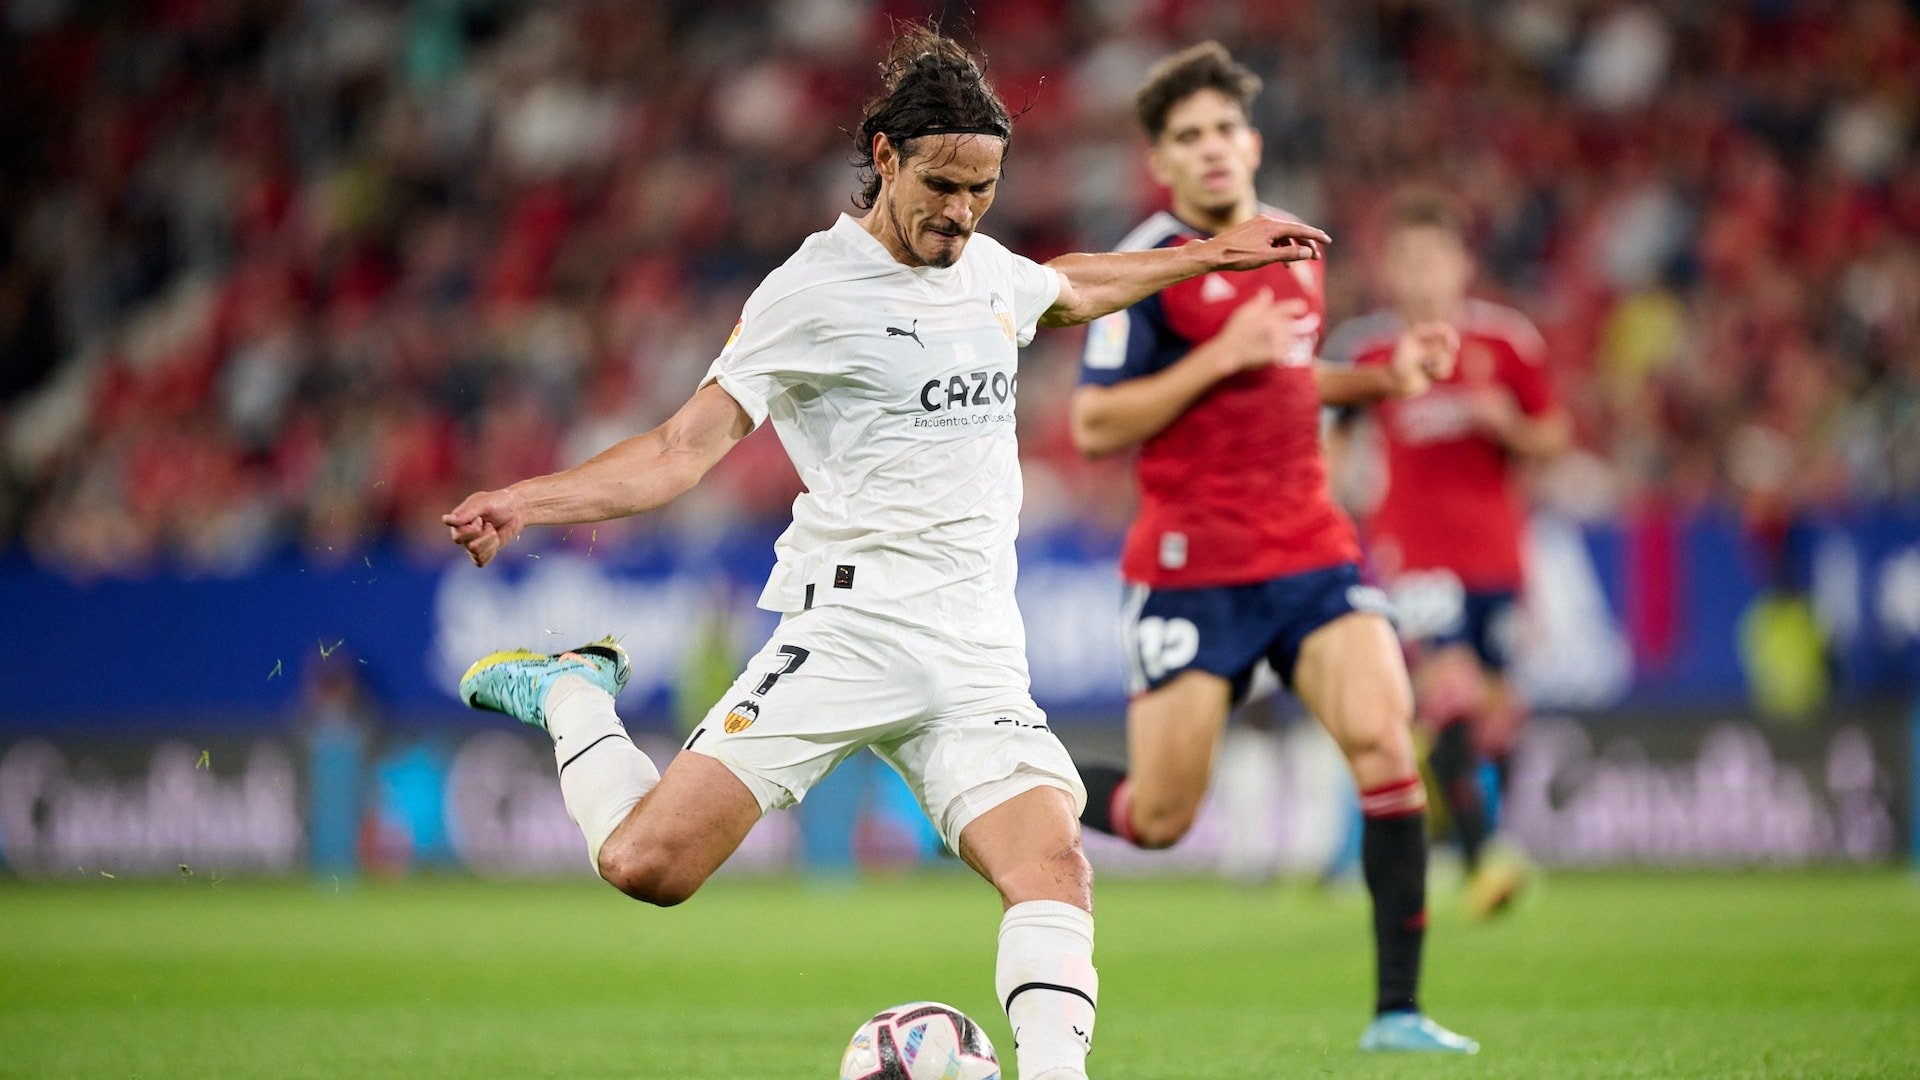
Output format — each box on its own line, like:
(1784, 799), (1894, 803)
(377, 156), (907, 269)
(852, 26), (1013, 210)
(1135, 41), (1262, 139)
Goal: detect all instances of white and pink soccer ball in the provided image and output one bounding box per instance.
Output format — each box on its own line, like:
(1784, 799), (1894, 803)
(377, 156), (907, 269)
(839, 1001), (1000, 1080)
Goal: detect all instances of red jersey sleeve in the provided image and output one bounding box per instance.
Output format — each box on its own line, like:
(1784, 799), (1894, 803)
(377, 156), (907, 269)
(1497, 309), (1557, 417)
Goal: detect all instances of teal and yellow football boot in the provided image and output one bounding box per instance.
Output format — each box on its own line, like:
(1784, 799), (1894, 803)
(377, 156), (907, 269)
(458, 637), (630, 732)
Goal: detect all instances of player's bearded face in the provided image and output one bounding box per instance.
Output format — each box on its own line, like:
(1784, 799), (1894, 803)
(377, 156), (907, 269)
(1152, 89), (1262, 217)
(881, 134), (1004, 268)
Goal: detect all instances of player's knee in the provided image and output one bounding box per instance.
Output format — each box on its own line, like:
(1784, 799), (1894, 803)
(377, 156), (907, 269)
(1337, 710), (1417, 778)
(1054, 844), (1095, 909)
(1474, 697), (1526, 759)
(597, 845), (702, 908)
(1415, 653), (1485, 727)
(1130, 797), (1199, 849)
(995, 837), (1093, 909)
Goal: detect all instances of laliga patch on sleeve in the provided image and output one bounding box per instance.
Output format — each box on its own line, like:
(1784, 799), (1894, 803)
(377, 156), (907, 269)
(1084, 311), (1130, 369)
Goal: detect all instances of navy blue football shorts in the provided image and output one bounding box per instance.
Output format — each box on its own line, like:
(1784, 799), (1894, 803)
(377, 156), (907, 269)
(1121, 562), (1398, 702)
(1384, 569), (1522, 674)
(1427, 588), (1520, 673)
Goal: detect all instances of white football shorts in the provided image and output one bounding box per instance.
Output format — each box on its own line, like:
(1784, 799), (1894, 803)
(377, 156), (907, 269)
(682, 604), (1085, 853)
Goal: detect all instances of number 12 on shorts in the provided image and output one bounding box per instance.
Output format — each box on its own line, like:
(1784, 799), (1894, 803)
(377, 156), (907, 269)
(1133, 616), (1199, 682)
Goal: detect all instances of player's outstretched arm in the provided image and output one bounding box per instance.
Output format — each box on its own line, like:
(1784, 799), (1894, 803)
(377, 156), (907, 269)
(443, 382), (753, 567)
(1315, 322), (1459, 406)
(1467, 393), (1573, 459)
(1039, 215), (1329, 328)
(1071, 290), (1305, 457)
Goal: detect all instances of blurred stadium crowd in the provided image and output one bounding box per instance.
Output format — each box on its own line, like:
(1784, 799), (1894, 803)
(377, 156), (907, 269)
(1, 0), (1916, 578)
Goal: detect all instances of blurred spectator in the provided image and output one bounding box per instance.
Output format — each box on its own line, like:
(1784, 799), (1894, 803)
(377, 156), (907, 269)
(303, 650), (374, 880)
(1, 0), (1917, 576)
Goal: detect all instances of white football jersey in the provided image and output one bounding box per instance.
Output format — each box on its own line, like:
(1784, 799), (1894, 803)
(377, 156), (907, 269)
(702, 214), (1062, 648)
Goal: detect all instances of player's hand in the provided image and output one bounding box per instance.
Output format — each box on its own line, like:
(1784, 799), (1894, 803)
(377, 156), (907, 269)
(1211, 288), (1308, 377)
(1386, 321), (1459, 397)
(443, 488), (526, 568)
(1201, 215), (1330, 271)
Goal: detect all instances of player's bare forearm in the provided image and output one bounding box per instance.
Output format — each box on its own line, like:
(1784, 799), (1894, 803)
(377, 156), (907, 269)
(1038, 215), (1330, 328)
(1040, 246), (1211, 328)
(509, 432), (705, 526)
(1320, 323), (1459, 405)
(517, 386), (750, 522)
(444, 383), (750, 566)
(1073, 287), (1305, 455)
(1070, 345), (1235, 457)
(1314, 363), (1404, 406)
(1497, 409), (1572, 459)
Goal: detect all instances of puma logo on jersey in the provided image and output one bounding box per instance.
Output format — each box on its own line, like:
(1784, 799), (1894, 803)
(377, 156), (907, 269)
(886, 320), (924, 347)
(1200, 273), (1237, 303)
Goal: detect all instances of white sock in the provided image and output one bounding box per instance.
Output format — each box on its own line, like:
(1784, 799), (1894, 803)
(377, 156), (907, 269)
(546, 675), (659, 866)
(996, 900), (1097, 1080)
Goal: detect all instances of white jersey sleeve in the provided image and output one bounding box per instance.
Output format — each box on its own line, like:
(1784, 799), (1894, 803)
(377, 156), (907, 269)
(701, 285), (826, 430)
(1006, 251), (1062, 347)
(961, 231), (1060, 348)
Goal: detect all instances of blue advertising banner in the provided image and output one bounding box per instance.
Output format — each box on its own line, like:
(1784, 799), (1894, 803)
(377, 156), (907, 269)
(2, 511), (1916, 730)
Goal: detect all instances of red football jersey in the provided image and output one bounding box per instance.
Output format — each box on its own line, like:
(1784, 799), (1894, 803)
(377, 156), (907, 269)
(1078, 211), (1360, 588)
(1330, 300), (1557, 591)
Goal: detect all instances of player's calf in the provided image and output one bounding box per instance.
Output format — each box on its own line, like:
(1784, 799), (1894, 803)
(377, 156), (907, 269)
(962, 788), (1099, 1080)
(1411, 646), (1486, 732)
(459, 641), (663, 871)
(1080, 671), (1234, 849)
(594, 751), (764, 907)
(1077, 764), (1133, 841)
(996, 898), (1097, 1080)
(1077, 764), (1204, 849)
(1427, 719), (1490, 872)
(1124, 779), (1204, 849)
(596, 838), (700, 907)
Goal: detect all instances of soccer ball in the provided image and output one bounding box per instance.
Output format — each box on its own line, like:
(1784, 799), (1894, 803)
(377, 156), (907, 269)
(839, 1001), (1000, 1080)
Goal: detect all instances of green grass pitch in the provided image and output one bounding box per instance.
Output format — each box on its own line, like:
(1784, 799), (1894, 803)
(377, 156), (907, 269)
(3, 870), (1916, 1078)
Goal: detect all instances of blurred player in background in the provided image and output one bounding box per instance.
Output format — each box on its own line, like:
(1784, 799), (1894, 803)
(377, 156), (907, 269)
(442, 27), (1328, 1080)
(1067, 43), (1475, 1054)
(1324, 189), (1570, 916)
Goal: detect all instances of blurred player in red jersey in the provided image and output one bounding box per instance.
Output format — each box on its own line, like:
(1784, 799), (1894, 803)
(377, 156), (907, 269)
(1323, 189), (1570, 916)
(1070, 43), (1476, 1054)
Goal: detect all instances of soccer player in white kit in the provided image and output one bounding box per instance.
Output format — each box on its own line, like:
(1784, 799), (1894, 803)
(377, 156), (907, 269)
(442, 27), (1328, 1080)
